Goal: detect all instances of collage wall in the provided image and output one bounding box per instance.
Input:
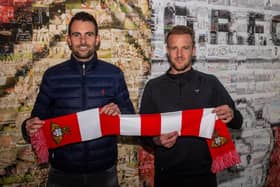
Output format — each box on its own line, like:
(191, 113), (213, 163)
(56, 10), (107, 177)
(0, 0), (280, 186)
(149, 0), (280, 187)
(0, 0), (151, 186)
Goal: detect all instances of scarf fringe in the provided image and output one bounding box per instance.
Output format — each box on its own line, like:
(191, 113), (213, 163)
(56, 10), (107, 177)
(30, 129), (49, 164)
(211, 150), (241, 173)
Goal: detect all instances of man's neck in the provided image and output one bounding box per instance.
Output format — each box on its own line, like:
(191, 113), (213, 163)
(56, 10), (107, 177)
(72, 54), (95, 62)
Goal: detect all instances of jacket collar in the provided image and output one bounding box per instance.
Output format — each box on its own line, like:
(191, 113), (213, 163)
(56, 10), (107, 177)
(69, 53), (99, 71)
(165, 68), (197, 88)
(166, 67), (195, 81)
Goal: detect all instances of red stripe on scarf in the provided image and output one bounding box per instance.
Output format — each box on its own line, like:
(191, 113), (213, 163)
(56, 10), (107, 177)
(181, 109), (203, 136)
(99, 111), (120, 136)
(141, 113), (161, 136)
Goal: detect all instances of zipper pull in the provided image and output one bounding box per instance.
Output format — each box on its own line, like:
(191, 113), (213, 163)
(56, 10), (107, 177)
(82, 63), (86, 76)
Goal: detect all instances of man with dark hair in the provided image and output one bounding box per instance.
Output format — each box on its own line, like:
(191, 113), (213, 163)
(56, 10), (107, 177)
(22, 11), (134, 187)
(140, 25), (243, 187)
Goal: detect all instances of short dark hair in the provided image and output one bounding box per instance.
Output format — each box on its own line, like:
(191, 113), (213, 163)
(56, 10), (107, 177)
(68, 11), (98, 35)
(166, 25), (195, 46)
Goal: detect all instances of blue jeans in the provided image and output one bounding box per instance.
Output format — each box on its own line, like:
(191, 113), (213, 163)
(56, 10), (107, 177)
(47, 165), (119, 187)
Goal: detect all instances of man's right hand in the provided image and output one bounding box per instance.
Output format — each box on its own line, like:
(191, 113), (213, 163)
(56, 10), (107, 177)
(153, 131), (178, 148)
(25, 117), (45, 137)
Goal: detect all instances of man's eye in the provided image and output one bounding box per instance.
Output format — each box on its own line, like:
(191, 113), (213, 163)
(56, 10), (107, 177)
(169, 47), (177, 50)
(86, 32), (95, 37)
(71, 33), (80, 37)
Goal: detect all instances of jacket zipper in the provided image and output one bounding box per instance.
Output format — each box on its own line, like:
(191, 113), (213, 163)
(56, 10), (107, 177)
(82, 63), (86, 108)
(82, 63), (88, 170)
(82, 63), (86, 76)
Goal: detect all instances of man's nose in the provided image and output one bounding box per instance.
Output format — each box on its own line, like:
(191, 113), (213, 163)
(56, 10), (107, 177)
(80, 35), (86, 43)
(177, 49), (182, 57)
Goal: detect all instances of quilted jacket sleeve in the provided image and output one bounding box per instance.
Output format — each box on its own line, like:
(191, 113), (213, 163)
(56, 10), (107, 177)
(114, 71), (135, 114)
(21, 70), (53, 142)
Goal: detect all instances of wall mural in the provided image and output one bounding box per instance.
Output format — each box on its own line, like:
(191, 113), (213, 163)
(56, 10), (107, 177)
(0, 0), (151, 186)
(0, 0), (280, 187)
(145, 0), (280, 187)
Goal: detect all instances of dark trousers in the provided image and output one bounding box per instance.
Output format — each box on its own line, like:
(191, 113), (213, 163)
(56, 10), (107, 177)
(47, 165), (119, 187)
(155, 173), (217, 187)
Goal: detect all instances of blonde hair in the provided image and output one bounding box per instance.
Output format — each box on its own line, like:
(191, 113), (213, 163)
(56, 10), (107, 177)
(166, 25), (195, 46)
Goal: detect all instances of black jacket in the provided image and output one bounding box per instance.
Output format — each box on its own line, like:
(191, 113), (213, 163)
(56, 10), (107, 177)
(22, 55), (134, 173)
(140, 68), (242, 176)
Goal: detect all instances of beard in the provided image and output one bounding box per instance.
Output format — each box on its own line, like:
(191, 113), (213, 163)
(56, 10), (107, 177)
(171, 62), (191, 72)
(168, 56), (192, 73)
(72, 45), (96, 60)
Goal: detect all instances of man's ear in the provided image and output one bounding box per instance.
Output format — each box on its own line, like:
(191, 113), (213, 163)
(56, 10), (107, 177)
(192, 46), (196, 57)
(166, 45), (169, 56)
(165, 47), (171, 61)
(66, 36), (72, 49)
(95, 35), (101, 50)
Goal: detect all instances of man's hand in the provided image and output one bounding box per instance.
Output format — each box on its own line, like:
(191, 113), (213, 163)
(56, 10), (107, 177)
(25, 117), (44, 137)
(153, 131), (178, 148)
(213, 105), (234, 124)
(100, 102), (121, 116)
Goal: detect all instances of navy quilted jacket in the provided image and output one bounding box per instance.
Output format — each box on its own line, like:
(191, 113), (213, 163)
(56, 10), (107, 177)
(25, 55), (134, 173)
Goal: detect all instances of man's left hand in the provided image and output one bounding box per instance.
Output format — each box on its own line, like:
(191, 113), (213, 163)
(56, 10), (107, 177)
(213, 105), (234, 124)
(100, 103), (120, 116)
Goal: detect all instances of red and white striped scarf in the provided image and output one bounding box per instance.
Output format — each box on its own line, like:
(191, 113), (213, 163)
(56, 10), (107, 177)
(31, 108), (240, 173)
